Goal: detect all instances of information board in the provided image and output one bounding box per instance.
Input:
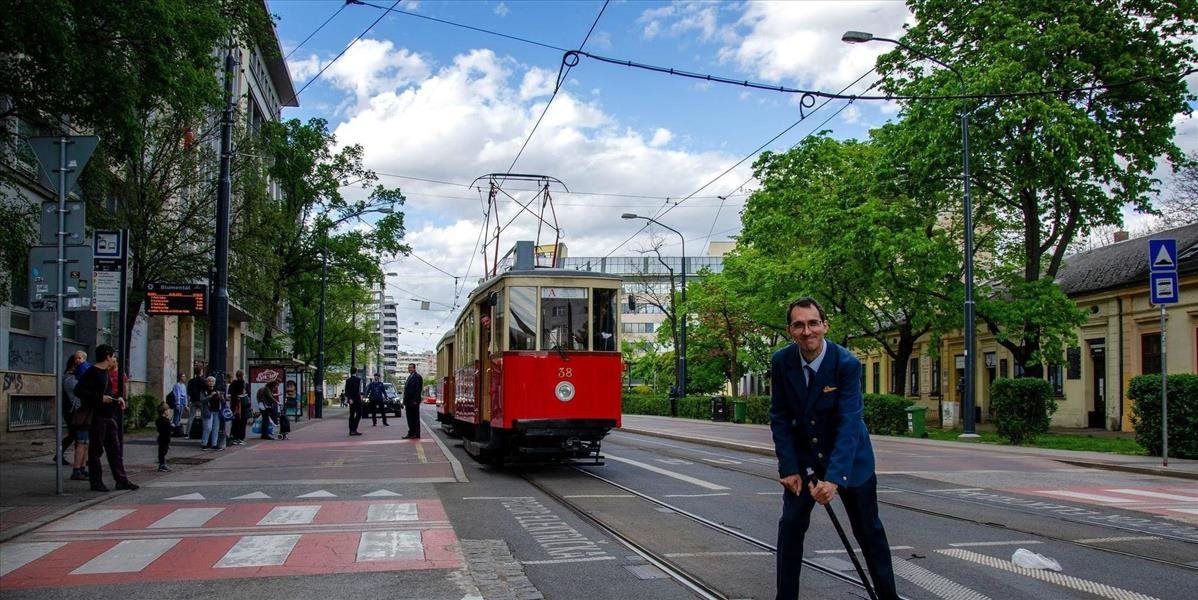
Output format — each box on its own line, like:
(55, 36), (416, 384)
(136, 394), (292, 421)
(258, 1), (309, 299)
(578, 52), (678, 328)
(145, 283), (208, 316)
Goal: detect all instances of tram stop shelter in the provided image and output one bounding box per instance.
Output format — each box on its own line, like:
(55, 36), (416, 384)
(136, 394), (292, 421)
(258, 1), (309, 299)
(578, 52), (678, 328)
(247, 358), (314, 420)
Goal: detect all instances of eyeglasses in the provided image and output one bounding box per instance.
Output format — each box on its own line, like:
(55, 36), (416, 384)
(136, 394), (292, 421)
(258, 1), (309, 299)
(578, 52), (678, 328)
(789, 319), (825, 332)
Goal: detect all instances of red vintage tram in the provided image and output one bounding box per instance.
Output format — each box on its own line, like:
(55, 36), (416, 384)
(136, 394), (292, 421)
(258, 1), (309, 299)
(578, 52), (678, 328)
(435, 241), (623, 464)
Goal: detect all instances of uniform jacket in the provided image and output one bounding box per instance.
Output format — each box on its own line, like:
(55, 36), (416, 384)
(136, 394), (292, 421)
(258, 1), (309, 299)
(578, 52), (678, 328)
(403, 372), (423, 405)
(769, 340), (876, 488)
(345, 375), (363, 402)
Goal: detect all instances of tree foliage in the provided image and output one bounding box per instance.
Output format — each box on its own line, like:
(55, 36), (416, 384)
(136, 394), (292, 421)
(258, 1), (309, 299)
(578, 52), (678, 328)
(876, 0), (1197, 373)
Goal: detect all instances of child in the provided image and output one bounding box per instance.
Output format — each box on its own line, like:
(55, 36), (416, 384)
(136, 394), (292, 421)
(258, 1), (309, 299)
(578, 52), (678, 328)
(155, 403), (172, 472)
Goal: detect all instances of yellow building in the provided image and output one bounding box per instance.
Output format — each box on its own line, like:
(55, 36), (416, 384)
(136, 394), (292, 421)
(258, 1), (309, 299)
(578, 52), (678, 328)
(856, 223), (1197, 432)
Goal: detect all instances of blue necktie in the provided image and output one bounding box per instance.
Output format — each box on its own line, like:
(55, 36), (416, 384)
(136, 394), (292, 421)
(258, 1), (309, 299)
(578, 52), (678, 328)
(804, 365), (815, 395)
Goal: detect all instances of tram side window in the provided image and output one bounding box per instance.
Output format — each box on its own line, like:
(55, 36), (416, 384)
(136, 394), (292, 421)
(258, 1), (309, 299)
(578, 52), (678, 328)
(508, 286), (537, 351)
(592, 288), (617, 351)
(541, 287), (588, 351)
(492, 291), (505, 354)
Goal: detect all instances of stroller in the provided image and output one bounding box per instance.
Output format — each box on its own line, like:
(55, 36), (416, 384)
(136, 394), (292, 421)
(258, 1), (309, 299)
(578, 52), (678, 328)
(250, 413), (281, 440)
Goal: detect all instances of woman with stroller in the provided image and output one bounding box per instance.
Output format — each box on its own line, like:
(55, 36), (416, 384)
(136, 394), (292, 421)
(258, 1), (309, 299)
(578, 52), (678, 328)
(256, 376), (280, 440)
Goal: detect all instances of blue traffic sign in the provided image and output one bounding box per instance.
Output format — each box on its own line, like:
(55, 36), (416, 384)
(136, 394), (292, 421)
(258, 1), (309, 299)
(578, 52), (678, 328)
(1150, 272), (1179, 305)
(1148, 239), (1177, 273)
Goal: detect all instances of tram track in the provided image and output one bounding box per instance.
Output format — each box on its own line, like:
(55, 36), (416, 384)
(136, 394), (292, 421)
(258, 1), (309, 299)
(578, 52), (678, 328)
(608, 434), (1198, 573)
(520, 467), (900, 600)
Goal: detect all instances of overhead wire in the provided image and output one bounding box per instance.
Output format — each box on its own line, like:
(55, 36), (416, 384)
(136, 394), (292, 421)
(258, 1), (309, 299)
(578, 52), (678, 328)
(351, 0), (568, 52)
(284, 2), (349, 59)
(290, 0), (402, 103)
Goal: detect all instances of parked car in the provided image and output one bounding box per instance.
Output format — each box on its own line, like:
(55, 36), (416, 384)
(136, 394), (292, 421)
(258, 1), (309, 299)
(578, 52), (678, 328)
(382, 383), (402, 416)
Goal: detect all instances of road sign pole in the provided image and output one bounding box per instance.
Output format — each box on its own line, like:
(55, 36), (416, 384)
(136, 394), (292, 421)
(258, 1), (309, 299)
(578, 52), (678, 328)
(54, 137), (67, 495)
(1161, 304), (1167, 468)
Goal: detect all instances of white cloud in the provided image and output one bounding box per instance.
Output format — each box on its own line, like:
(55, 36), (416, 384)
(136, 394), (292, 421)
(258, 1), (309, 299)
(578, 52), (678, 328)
(649, 128), (673, 147)
(518, 67), (555, 101)
(287, 54), (321, 82)
(322, 39), (431, 111)
(839, 104), (861, 125)
(494, 2), (508, 17)
(718, 1), (913, 90)
(637, 1), (735, 44)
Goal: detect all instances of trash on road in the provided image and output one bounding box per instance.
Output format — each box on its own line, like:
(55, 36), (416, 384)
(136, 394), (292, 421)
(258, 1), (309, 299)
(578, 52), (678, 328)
(1012, 548), (1062, 571)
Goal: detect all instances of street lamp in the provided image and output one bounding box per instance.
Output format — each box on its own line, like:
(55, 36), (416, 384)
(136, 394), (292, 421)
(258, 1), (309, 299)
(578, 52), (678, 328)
(622, 212), (686, 417)
(314, 206), (394, 418)
(842, 30), (978, 437)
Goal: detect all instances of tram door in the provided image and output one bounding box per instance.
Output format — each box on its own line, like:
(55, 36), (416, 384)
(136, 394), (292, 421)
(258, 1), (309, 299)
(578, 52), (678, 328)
(478, 301), (493, 423)
(1089, 341), (1106, 428)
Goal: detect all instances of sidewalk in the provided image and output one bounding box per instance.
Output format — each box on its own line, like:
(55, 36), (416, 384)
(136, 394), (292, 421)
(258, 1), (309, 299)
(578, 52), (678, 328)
(618, 414), (1198, 481)
(0, 407), (339, 543)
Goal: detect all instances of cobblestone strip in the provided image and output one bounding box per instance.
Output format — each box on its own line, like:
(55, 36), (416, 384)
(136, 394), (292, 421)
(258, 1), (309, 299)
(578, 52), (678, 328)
(459, 539), (545, 600)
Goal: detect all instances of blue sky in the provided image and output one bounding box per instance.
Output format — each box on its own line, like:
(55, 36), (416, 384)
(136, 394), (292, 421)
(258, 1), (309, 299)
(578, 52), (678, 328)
(267, 0), (1196, 352)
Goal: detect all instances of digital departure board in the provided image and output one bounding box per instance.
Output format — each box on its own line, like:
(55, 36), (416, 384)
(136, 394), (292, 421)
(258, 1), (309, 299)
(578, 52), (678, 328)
(145, 283), (208, 316)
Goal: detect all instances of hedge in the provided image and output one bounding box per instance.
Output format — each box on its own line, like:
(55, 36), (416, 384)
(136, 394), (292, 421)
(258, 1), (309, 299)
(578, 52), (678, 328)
(125, 394), (162, 431)
(863, 394), (910, 436)
(1129, 374), (1198, 459)
(991, 378), (1057, 445)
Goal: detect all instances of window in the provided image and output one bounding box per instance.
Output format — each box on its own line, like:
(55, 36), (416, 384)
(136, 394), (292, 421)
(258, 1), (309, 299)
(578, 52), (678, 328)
(493, 290), (505, 353)
(1048, 363), (1064, 396)
(909, 357), (920, 396)
(8, 395), (52, 428)
(622, 323), (655, 334)
(1141, 332), (1161, 374)
(889, 360), (898, 394)
(508, 287), (536, 351)
(541, 287), (588, 351)
(930, 358), (941, 395)
(872, 362), (880, 394)
(592, 288), (617, 351)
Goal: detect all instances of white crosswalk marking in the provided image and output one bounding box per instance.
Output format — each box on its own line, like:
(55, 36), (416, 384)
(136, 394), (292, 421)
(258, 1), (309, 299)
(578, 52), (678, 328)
(165, 493), (205, 501)
(947, 540), (1041, 548)
(604, 454), (730, 490)
(892, 555), (991, 600)
(216, 535), (301, 568)
(366, 503), (418, 522)
(258, 505), (320, 525)
(297, 490), (337, 498)
(0, 542), (65, 576)
(72, 539), (181, 574)
(362, 490), (402, 497)
(1103, 489), (1198, 502)
(45, 509), (134, 531)
(938, 549), (1162, 600)
(1039, 490), (1138, 503)
(149, 508), (224, 529)
(356, 531), (424, 561)
(232, 491), (271, 499)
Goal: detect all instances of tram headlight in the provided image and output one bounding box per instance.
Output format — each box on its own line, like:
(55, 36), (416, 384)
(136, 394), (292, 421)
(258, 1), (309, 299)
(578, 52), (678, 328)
(554, 381), (576, 402)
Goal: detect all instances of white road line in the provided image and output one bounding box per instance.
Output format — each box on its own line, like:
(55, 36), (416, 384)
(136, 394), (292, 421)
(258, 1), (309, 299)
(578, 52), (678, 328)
(664, 551), (773, 557)
(362, 490), (403, 497)
(928, 488), (984, 493)
(232, 491), (271, 499)
(297, 490), (337, 498)
(663, 493), (731, 498)
(892, 555), (991, 600)
(165, 492), (205, 501)
(462, 496), (536, 501)
(72, 538), (180, 574)
(700, 458), (742, 465)
(938, 549), (1162, 600)
(366, 503), (419, 522)
(44, 509), (135, 531)
(562, 494), (636, 499)
(148, 508), (224, 529)
(1074, 536), (1159, 544)
(258, 505), (321, 525)
(1039, 490), (1139, 504)
(0, 542), (65, 576)
(814, 546), (913, 554)
(604, 454), (730, 490)
(521, 556), (617, 565)
(421, 415), (469, 483)
(757, 491), (784, 495)
(216, 534), (300, 568)
(1168, 508), (1198, 515)
(356, 531), (424, 561)
(1104, 489), (1198, 502)
(947, 540), (1042, 547)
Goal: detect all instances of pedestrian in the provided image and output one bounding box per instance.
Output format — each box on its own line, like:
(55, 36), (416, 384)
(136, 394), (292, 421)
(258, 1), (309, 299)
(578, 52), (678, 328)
(108, 358), (128, 445)
(366, 373), (389, 427)
(73, 350), (90, 377)
(62, 353), (90, 480)
(58, 353), (79, 466)
(281, 380), (298, 440)
(256, 377), (280, 440)
(216, 373), (233, 449)
(155, 403), (172, 472)
(171, 371), (188, 436)
(345, 367), (364, 436)
(228, 370), (248, 445)
(200, 376), (220, 450)
(770, 297), (897, 600)
(74, 344), (137, 492)
(187, 367), (206, 439)
(402, 363), (423, 439)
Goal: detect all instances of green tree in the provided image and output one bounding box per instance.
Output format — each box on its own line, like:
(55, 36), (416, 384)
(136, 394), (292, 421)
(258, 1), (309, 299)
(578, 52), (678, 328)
(685, 270), (773, 397)
(876, 0), (1197, 374)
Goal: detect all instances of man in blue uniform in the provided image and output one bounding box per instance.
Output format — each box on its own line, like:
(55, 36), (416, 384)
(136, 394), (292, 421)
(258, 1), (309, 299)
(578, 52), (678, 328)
(770, 297), (898, 599)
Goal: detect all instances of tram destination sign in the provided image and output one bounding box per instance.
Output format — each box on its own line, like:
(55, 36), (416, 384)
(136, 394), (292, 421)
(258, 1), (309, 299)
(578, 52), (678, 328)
(145, 283), (208, 316)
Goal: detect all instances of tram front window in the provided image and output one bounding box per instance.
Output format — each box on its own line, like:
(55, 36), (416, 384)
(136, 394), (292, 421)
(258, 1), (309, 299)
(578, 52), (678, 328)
(509, 286), (537, 351)
(541, 287), (588, 351)
(592, 287), (617, 351)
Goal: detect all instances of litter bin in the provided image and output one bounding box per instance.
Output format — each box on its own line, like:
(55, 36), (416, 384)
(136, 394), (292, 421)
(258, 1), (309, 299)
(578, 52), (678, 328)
(905, 406), (927, 438)
(731, 399), (747, 424)
(710, 396), (728, 422)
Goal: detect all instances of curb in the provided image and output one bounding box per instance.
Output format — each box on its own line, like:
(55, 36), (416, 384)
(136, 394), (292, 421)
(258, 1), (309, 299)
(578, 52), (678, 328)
(0, 489), (131, 544)
(618, 426), (1198, 481)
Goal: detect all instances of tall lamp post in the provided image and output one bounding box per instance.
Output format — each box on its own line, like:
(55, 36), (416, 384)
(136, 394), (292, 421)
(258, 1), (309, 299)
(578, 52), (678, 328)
(842, 30), (978, 437)
(313, 206), (394, 418)
(621, 213), (686, 417)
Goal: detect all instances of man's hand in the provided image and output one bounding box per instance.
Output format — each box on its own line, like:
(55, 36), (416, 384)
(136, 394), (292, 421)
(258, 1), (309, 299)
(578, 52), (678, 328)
(779, 474), (803, 496)
(809, 480), (838, 505)
(117, 397), (127, 410)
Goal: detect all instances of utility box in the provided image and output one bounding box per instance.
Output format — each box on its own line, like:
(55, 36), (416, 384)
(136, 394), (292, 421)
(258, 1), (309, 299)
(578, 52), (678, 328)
(710, 396), (728, 422)
(906, 406), (927, 438)
(731, 399), (747, 424)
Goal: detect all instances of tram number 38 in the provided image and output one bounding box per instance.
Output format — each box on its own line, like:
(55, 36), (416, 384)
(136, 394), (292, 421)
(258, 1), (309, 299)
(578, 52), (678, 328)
(557, 368), (574, 378)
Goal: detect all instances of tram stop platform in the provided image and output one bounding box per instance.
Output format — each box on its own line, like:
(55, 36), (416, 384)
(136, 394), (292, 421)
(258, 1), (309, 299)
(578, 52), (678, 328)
(618, 413), (1198, 481)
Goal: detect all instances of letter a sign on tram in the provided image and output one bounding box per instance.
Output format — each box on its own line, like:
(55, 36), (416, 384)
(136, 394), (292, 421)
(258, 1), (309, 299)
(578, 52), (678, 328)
(1148, 239), (1178, 305)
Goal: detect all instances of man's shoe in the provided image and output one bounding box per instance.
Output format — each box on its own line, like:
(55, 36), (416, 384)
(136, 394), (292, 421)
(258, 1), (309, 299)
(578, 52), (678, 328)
(349, 431), (363, 436)
(383, 422), (390, 426)
(157, 465), (171, 472)
(115, 481), (139, 491)
(90, 483), (110, 492)
(70, 471), (88, 481)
